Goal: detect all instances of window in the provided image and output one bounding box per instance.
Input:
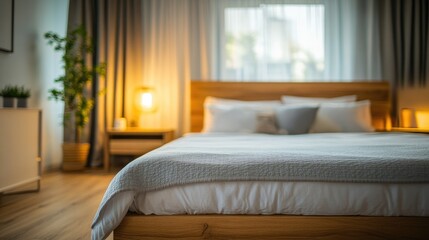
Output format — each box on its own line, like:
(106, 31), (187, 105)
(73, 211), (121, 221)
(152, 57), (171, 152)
(223, 4), (324, 81)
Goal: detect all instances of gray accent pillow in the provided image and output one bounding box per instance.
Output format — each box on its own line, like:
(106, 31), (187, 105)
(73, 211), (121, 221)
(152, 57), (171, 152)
(275, 105), (319, 134)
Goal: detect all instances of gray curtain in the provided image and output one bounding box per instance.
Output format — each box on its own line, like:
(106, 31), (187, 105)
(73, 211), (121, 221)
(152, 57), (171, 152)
(380, 0), (429, 123)
(68, 0), (143, 167)
(390, 0), (428, 87)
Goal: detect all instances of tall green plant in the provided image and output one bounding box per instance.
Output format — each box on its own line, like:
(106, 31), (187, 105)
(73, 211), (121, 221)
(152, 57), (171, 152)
(45, 26), (105, 143)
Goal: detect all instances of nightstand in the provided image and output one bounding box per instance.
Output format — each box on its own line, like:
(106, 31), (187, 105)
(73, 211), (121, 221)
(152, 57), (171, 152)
(391, 127), (429, 134)
(104, 128), (174, 171)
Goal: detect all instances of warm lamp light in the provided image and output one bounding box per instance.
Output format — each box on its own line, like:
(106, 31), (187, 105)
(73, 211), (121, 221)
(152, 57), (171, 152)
(135, 87), (156, 112)
(400, 108), (417, 128)
(416, 111), (429, 129)
(140, 92), (153, 109)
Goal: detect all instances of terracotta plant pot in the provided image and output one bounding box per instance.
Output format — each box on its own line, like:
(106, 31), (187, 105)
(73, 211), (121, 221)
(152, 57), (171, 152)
(62, 143), (90, 171)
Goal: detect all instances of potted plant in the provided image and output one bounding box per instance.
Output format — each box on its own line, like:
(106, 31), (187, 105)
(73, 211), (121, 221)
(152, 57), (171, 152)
(16, 86), (31, 108)
(45, 26), (105, 171)
(0, 85), (30, 108)
(0, 85), (18, 107)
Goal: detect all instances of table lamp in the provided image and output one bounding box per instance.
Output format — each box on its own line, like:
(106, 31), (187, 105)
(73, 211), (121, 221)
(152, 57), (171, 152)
(416, 111), (429, 129)
(135, 87), (156, 113)
(400, 108), (417, 128)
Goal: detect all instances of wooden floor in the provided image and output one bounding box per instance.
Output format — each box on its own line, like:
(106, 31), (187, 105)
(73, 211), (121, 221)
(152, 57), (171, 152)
(0, 171), (114, 240)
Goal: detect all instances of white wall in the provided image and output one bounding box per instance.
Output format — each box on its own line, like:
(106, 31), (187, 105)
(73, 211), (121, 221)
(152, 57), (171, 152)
(0, 0), (69, 171)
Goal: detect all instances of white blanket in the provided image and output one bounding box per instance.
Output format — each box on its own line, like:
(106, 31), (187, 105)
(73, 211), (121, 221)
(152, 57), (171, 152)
(92, 132), (429, 240)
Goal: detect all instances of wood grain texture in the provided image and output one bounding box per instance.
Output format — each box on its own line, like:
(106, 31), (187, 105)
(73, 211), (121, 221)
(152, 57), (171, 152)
(104, 128), (175, 171)
(0, 172), (114, 240)
(190, 81), (391, 132)
(110, 139), (164, 154)
(115, 215), (429, 240)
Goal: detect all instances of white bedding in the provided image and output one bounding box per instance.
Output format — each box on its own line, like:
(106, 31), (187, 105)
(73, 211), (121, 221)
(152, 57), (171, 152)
(92, 132), (429, 240)
(135, 181), (429, 216)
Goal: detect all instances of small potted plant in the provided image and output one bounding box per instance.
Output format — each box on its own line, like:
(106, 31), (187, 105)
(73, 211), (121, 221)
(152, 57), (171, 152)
(0, 85), (31, 108)
(0, 85), (18, 107)
(16, 86), (31, 108)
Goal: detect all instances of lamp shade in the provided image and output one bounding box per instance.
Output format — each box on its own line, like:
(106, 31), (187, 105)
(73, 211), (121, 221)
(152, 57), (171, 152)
(416, 111), (429, 129)
(135, 87), (156, 112)
(400, 108), (417, 128)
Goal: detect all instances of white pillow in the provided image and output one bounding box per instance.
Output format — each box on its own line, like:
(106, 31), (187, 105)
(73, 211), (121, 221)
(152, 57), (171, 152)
(281, 95), (357, 104)
(311, 100), (374, 133)
(203, 105), (258, 133)
(203, 97), (282, 133)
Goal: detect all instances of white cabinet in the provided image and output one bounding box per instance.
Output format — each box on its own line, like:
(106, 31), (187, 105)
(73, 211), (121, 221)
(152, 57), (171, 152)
(0, 109), (41, 193)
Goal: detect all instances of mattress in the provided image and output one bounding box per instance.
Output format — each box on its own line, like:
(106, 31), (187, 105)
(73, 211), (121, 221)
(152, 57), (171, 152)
(92, 132), (429, 240)
(135, 181), (429, 216)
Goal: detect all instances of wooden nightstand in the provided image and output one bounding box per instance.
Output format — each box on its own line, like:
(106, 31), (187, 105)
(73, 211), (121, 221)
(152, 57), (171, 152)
(391, 127), (429, 134)
(104, 128), (174, 171)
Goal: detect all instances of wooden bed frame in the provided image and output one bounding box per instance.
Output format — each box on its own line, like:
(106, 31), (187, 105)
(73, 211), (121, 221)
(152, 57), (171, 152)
(114, 81), (429, 239)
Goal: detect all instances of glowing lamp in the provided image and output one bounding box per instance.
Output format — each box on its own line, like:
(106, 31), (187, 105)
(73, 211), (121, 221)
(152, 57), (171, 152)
(400, 108), (417, 128)
(416, 111), (429, 129)
(135, 87), (156, 112)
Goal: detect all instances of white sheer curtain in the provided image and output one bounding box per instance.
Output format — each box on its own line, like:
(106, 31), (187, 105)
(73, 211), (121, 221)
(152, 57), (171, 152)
(192, 0), (383, 82)
(216, 0), (325, 81)
(324, 0), (382, 81)
(139, 0), (191, 135)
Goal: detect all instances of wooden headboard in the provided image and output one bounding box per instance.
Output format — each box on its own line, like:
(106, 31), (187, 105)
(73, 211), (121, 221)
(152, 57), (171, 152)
(190, 81), (391, 132)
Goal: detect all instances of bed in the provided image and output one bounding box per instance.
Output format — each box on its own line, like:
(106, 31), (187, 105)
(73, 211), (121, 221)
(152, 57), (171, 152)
(92, 81), (429, 240)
